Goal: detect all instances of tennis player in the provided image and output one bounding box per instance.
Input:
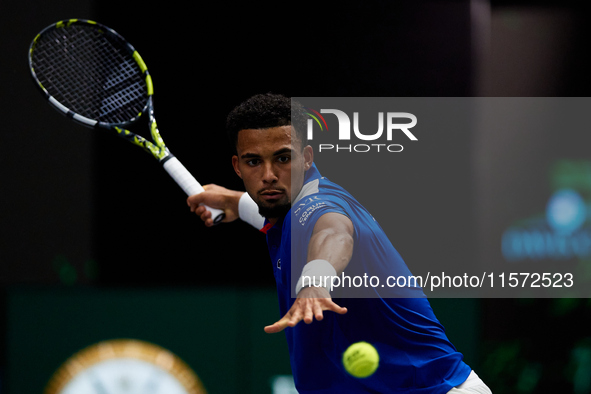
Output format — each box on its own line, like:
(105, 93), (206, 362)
(188, 94), (492, 393)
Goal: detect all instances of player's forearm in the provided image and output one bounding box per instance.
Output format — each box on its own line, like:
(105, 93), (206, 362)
(307, 229), (354, 275)
(296, 213), (354, 295)
(296, 230), (353, 296)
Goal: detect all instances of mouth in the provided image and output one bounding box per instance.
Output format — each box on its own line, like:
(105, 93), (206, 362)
(259, 189), (286, 201)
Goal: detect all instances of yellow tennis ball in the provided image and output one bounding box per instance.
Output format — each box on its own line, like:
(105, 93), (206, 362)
(342, 341), (379, 378)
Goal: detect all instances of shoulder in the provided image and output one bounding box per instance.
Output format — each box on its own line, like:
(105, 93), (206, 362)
(292, 194), (337, 228)
(292, 178), (352, 226)
(292, 167), (358, 229)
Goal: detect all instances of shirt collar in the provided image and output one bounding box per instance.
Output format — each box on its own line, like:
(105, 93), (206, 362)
(292, 163), (321, 205)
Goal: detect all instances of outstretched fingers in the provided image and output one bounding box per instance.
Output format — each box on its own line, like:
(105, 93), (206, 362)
(264, 297), (347, 334)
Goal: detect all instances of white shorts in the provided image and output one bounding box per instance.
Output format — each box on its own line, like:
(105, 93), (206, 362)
(446, 371), (492, 394)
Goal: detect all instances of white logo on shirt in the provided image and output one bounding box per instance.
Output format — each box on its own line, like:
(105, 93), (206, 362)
(293, 196), (326, 226)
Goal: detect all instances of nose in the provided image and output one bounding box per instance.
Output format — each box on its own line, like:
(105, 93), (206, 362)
(262, 162), (278, 184)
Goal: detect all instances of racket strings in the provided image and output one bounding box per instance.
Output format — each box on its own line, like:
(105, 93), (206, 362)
(31, 23), (147, 125)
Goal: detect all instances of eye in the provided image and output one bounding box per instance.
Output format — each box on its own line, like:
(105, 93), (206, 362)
(246, 158), (260, 166)
(277, 155), (290, 163)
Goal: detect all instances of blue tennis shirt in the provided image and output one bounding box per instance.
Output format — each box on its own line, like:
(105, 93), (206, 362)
(265, 164), (471, 393)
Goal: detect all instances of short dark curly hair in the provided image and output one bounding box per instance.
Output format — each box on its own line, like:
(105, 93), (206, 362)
(226, 93), (308, 154)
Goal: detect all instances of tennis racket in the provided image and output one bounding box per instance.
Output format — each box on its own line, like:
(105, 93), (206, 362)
(28, 19), (225, 224)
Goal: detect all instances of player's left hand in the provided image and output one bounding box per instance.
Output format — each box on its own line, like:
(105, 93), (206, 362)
(264, 287), (348, 334)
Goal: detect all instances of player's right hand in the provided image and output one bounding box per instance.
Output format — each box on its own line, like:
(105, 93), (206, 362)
(187, 184), (242, 227)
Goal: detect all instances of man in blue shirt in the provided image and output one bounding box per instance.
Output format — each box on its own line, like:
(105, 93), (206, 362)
(188, 93), (491, 393)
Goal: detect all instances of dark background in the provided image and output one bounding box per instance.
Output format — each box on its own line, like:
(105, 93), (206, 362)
(2, 0), (591, 393)
(92, 1), (476, 288)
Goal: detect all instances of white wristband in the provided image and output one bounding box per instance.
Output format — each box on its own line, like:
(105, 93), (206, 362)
(238, 192), (265, 230)
(295, 259), (337, 295)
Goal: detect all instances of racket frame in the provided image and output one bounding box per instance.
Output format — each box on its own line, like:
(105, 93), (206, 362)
(28, 19), (225, 223)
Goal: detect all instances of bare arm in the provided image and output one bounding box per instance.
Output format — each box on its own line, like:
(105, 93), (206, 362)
(264, 212), (353, 333)
(307, 212), (355, 275)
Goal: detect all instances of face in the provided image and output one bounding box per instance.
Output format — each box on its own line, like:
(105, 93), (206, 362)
(232, 126), (313, 224)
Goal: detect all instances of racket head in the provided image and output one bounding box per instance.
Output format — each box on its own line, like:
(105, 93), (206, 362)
(28, 19), (153, 129)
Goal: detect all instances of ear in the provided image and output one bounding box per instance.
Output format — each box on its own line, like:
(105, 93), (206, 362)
(232, 155), (242, 179)
(303, 145), (314, 171)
